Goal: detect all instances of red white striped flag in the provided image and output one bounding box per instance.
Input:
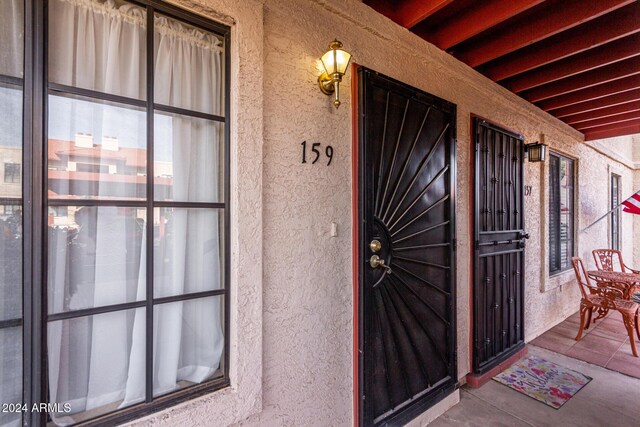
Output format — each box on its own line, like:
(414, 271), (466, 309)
(622, 191), (640, 215)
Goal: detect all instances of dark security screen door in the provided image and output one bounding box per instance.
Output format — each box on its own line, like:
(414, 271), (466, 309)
(472, 118), (526, 374)
(358, 68), (457, 426)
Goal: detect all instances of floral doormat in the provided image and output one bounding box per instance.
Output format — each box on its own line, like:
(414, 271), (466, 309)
(493, 355), (592, 409)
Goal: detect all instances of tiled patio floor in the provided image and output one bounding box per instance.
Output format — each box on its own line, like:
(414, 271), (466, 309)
(432, 345), (640, 426)
(530, 310), (640, 378)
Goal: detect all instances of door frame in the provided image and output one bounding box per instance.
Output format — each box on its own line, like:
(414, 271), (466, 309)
(470, 115), (526, 375)
(354, 66), (458, 426)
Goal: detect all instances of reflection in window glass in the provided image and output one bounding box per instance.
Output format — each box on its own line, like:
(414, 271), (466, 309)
(48, 207), (146, 314)
(48, 94), (147, 201)
(4, 163), (20, 183)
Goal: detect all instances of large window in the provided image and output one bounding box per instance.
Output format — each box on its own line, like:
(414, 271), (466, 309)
(548, 153), (575, 274)
(1, 0), (230, 425)
(611, 174), (621, 250)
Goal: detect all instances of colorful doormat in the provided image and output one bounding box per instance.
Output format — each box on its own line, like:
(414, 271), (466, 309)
(493, 355), (592, 409)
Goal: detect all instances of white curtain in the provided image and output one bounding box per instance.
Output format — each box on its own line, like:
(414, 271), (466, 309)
(47, 0), (224, 424)
(0, 0), (23, 78)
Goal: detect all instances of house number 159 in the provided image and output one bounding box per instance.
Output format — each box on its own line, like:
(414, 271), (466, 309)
(301, 141), (333, 166)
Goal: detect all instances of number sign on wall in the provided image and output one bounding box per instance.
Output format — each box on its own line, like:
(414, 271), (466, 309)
(301, 141), (333, 165)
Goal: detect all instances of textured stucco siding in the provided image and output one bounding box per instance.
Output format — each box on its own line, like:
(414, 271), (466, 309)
(127, 0), (640, 426)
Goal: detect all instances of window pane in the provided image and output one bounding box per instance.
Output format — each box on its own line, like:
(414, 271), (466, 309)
(48, 0), (147, 100)
(0, 86), (23, 190)
(153, 296), (224, 397)
(154, 13), (224, 116)
(48, 206), (146, 314)
(0, 206), (22, 322)
(47, 308), (146, 425)
(0, 0), (24, 78)
(548, 156), (559, 272)
(154, 208), (224, 298)
(0, 86), (22, 323)
(611, 175), (620, 250)
(549, 154), (574, 274)
(154, 114), (224, 202)
(48, 94), (147, 201)
(0, 326), (22, 427)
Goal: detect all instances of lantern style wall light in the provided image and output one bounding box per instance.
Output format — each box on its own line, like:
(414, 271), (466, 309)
(318, 39), (352, 109)
(525, 141), (548, 162)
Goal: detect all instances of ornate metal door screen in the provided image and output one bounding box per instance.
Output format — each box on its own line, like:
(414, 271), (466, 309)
(358, 68), (457, 426)
(473, 118), (526, 374)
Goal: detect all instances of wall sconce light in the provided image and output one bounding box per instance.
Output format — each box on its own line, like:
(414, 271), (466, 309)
(525, 141), (548, 162)
(318, 39), (352, 109)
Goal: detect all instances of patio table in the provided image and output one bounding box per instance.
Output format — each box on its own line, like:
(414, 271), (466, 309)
(587, 270), (640, 300)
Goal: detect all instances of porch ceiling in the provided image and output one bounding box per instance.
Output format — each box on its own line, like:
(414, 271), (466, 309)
(363, 0), (640, 141)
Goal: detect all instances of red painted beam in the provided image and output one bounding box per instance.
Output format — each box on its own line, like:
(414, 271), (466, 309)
(551, 89), (640, 118)
(503, 34), (640, 93)
(562, 102), (640, 125)
(455, 0), (634, 68)
(537, 75), (640, 111)
(417, 0), (544, 50)
(481, 3), (640, 82)
(584, 123), (640, 140)
(521, 56), (640, 103)
(574, 111), (640, 131)
(391, 0), (455, 28)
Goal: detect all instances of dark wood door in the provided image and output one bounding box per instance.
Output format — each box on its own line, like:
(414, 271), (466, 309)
(472, 118), (526, 374)
(357, 68), (457, 426)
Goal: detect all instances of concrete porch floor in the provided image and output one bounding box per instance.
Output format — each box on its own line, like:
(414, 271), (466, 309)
(431, 345), (640, 426)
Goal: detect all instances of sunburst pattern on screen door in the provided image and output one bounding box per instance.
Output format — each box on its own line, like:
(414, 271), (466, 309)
(360, 71), (456, 426)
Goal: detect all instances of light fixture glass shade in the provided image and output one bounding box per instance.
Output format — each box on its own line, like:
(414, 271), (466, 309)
(526, 143), (547, 162)
(320, 42), (352, 76)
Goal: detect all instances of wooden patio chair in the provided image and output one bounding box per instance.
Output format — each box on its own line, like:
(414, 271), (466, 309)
(592, 249), (640, 274)
(571, 257), (639, 357)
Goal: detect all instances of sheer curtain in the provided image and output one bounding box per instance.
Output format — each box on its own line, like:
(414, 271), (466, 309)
(47, 0), (224, 423)
(123, 13), (224, 404)
(0, 0), (23, 78)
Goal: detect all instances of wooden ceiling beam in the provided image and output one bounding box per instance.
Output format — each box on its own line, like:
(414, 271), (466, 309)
(455, 0), (634, 67)
(551, 89), (640, 118)
(521, 56), (640, 103)
(573, 111), (640, 131)
(503, 34), (640, 93)
(481, 3), (640, 81)
(417, 0), (544, 50)
(391, 0), (455, 28)
(562, 102), (640, 125)
(537, 75), (640, 111)
(584, 123), (640, 141)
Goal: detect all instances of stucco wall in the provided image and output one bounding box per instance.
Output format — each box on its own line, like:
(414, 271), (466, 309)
(130, 0), (639, 426)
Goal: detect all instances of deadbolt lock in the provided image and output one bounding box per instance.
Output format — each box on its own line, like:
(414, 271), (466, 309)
(369, 239), (382, 253)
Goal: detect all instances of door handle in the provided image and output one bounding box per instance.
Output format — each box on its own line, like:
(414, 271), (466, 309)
(520, 232), (530, 239)
(370, 255), (392, 274)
